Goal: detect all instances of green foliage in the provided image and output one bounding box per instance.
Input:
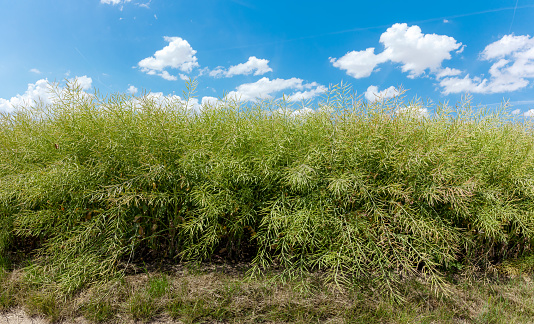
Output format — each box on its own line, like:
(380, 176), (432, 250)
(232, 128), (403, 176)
(147, 274), (170, 298)
(0, 278), (16, 311)
(126, 291), (161, 322)
(2, 79), (534, 299)
(81, 299), (115, 323)
(25, 291), (61, 322)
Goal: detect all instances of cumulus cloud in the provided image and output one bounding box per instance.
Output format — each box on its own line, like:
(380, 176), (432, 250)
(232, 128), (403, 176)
(138, 0), (151, 9)
(135, 92), (202, 112)
(274, 107), (315, 118)
(0, 77), (92, 113)
(440, 34), (534, 94)
(226, 77), (325, 102)
(227, 77), (302, 101)
(481, 35), (533, 60)
(138, 36), (199, 80)
(331, 23), (462, 79)
(435, 67), (462, 79)
(511, 109), (521, 115)
(69, 75), (93, 90)
(524, 109), (534, 117)
(287, 85), (327, 102)
(380, 24), (462, 77)
(364, 85), (400, 102)
(330, 48), (385, 79)
(201, 96), (220, 107)
(394, 105), (430, 118)
(127, 85), (138, 95)
(100, 0), (131, 5)
(209, 56), (273, 78)
(159, 71), (178, 81)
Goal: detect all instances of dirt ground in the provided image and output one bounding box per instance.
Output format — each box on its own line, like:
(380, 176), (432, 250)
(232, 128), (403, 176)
(0, 309), (184, 324)
(1, 309), (48, 324)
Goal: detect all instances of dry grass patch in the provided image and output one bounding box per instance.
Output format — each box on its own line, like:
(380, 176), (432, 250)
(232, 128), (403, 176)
(1, 262), (534, 323)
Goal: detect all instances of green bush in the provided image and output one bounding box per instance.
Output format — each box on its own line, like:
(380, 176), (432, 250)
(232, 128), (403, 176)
(2, 79), (534, 298)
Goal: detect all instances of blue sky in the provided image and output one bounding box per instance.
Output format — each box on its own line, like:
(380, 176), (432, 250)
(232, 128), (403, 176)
(1, 0), (534, 116)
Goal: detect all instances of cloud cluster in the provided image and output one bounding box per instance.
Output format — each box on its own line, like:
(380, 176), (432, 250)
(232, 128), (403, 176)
(138, 37), (199, 81)
(394, 105), (430, 118)
(226, 77), (325, 102)
(364, 85), (399, 102)
(209, 56), (272, 78)
(331, 23), (462, 79)
(0, 76), (93, 113)
(127, 85), (138, 95)
(125, 89), (229, 113)
(136, 92), (201, 110)
(440, 34), (534, 94)
(138, 38), (323, 103)
(100, 0), (131, 5)
(287, 85), (327, 102)
(72, 75), (93, 91)
(274, 107), (315, 118)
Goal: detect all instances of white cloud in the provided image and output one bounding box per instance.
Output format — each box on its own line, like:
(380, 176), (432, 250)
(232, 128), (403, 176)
(511, 108), (521, 115)
(291, 107), (314, 117)
(227, 77), (302, 101)
(331, 23), (462, 79)
(159, 70), (178, 81)
(287, 85), (327, 102)
(380, 23), (462, 77)
(29, 68), (41, 74)
(136, 92), (201, 112)
(208, 67), (225, 78)
(274, 107), (315, 118)
(138, 36), (199, 80)
(440, 34), (534, 94)
(435, 67), (462, 79)
(395, 105), (430, 118)
(524, 109), (534, 117)
(127, 85), (138, 95)
(100, 0), (131, 5)
(226, 56), (272, 77)
(0, 76), (92, 113)
(138, 0), (151, 8)
(330, 48), (385, 79)
(209, 56), (272, 78)
(226, 77), (325, 102)
(69, 75), (93, 90)
(201, 96), (220, 107)
(364, 85), (399, 102)
(481, 35), (534, 60)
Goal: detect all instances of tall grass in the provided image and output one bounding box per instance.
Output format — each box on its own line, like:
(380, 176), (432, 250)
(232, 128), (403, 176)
(1, 79), (534, 298)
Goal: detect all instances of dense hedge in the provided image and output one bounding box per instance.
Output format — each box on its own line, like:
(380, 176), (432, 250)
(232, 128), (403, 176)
(2, 80), (534, 296)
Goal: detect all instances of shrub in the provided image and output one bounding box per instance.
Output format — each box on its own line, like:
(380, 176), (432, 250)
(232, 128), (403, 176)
(2, 80), (534, 299)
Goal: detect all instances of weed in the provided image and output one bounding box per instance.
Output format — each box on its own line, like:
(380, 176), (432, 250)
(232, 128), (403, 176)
(25, 292), (61, 322)
(2, 79), (534, 303)
(126, 291), (161, 322)
(167, 297), (212, 323)
(147, 274), (170, 298)
(81, 299), (115, 323)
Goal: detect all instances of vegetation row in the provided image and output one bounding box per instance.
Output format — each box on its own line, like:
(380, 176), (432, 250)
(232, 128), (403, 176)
(2, 80), (534, 298)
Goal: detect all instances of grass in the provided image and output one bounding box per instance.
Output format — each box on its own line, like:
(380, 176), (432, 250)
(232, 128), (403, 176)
(2, 78), (534, 322)
(2, 262), (534, 323)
